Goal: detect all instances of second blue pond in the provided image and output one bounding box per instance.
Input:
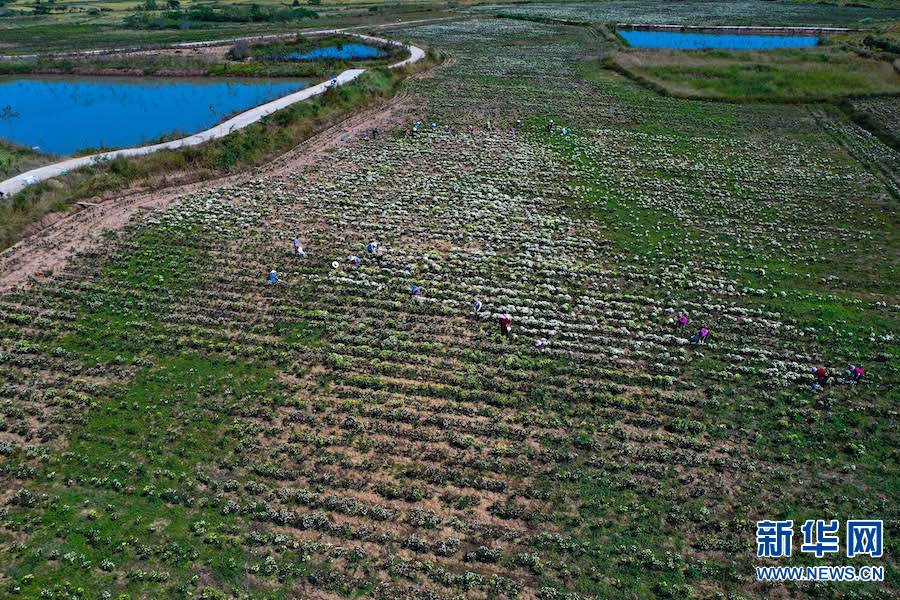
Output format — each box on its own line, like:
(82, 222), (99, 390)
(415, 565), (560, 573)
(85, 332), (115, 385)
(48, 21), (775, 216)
(620, 30), (820, 50)
(281, 43), (387, 61)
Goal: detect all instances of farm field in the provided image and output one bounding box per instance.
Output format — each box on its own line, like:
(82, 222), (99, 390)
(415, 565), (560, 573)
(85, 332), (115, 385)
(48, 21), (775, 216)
(467, 0), (900, 27)
(0, 7), (898, 600)
(844, 96), (900, 150)
(606, 48), (900, 102)
(0, 0), (467, 55)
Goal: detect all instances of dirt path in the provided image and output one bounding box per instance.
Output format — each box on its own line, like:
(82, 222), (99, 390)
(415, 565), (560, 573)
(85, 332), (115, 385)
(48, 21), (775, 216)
(0, 95), (413, 292)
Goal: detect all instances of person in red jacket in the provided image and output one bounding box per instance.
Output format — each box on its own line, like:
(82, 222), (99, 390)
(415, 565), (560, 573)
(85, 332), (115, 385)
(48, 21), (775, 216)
(812, 366), (831, 387)
(499, 313), (511, 338)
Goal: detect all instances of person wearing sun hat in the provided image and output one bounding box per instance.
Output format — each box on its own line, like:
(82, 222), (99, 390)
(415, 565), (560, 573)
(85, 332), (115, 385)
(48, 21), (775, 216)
(811, 366), (830, 389)
(675, 313), (689, 336)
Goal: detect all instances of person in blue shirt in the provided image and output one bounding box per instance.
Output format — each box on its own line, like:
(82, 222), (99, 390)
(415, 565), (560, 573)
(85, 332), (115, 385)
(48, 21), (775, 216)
(267, 270), (279, 284)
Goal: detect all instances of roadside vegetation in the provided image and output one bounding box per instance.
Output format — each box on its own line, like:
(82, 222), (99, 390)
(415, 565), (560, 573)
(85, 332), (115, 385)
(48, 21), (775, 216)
(0, 140), (47, 182)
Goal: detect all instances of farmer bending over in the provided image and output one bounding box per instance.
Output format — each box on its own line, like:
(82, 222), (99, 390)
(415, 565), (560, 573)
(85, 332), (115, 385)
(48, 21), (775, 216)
(675, 314), (688, 335)
(847, 364), (865, 382)
(812, 366), (831, 388)
(499, 313), (512, 338)
(267, 270), (279, 284)
(292, 237), (307, 258)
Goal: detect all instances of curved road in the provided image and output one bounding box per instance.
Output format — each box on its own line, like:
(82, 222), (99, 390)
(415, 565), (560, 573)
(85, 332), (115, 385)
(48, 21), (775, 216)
(0, 31), (425, 198)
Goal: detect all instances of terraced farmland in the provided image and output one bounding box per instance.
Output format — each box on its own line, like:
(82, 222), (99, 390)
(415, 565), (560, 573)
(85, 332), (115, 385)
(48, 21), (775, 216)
(0, 16), (897, 600)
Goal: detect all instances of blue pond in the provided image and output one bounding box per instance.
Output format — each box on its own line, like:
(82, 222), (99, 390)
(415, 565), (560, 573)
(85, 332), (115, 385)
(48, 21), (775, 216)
(0, 76), (310, 155)
(620, 30), (820, 50)
(281, 43), (386, 61)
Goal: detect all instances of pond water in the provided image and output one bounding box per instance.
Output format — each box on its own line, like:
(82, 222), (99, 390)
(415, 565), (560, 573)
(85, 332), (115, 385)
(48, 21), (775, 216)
(620, 30), (820, 50)
(280, 43), (387, 61)
(0, 76), (310, 155)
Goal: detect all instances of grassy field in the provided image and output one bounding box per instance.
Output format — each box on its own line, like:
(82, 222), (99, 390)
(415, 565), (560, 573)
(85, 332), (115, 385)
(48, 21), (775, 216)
(0, 13), (898, 600)
(606, 47), (900, 102)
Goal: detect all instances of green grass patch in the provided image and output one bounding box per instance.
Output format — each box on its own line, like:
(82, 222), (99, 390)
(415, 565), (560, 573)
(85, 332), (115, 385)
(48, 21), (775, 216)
(608, 47), (900, 102)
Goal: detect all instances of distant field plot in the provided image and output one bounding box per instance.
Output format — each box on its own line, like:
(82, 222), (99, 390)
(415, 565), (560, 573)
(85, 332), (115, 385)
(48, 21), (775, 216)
(0, 0), (456, 54)
(467, 0), (900, 26)
(846, 95), (900, 149)
(608, 48), (900, 102)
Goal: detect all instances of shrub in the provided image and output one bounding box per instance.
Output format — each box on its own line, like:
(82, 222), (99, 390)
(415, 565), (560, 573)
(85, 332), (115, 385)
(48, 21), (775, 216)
(226, 41), (251, 62)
